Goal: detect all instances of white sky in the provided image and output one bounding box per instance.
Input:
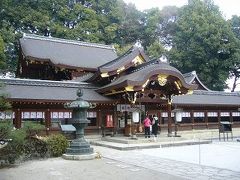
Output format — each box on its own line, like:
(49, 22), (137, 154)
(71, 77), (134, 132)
(123, 0), (240, 19)
(123, 0), (240, 91)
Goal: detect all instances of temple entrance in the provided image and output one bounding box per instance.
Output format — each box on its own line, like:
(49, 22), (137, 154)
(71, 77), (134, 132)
(97, 60), (197, 136)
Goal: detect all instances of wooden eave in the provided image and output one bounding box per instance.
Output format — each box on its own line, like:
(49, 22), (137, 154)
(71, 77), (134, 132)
(8, 98), (116, 104)
(99, 53), (146, 73)
(25, 56), (97, 72)
(87, 47), (149, 83)
(97, 67), (197, 95)
(99, 47), (148, 73)
(172, 103), (240, 107)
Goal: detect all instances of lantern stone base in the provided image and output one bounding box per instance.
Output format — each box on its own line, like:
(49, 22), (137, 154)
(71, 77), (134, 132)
(62, 138), (97, 161)
(62, 152), (97, 160)
(65, 138), (94, 154)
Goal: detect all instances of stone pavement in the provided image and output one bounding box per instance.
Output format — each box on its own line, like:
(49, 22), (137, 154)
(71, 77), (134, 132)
(2, 142), (239, 180)
(0, 154), (184, 180)
(93, 143), (240, 180)
(0, 128), (240, 180)
(88, 128), (240, 150)
(89, 128), (240, 179)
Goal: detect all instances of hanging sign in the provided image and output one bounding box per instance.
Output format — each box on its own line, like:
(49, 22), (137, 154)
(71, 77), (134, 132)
(132, 111), (140, 123)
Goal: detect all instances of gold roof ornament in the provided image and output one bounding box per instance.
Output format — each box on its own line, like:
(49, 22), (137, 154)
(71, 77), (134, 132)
(174, 81), (182, 90)
(132, 56), (144, 66)
(158, 74), (168, 86)
(125, 86), (134, 91)
(117, 66), (125, 74)
(142, 79), (149, 88)
(101, 72), (109, 77)
(187, 90), (193, 95)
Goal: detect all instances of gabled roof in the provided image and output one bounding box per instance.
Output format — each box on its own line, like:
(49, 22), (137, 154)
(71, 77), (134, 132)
(19, 34), (117, 70)
(98, 46), (150, 73)
(173, 90), (240, 106)
(86, 46), (150, 82)
(183, 71), (210, 91)
(0, 78), (113, 102)
(97, 60), (197, 94)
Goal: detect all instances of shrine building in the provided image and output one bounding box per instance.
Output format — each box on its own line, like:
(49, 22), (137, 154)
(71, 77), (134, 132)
(0, 33), (240, 136)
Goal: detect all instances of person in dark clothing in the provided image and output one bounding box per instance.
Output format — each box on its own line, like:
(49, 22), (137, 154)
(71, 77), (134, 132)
(152, 115), (159, 137)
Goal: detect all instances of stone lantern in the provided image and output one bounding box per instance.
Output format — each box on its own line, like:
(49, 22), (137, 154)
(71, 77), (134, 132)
(62, 88), (96, 160)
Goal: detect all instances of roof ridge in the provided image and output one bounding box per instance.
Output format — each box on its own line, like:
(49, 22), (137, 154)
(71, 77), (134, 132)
(99, 46), (135, 69)
(194, 90), (240, 96)
(130, 59), (156, 73)
(130, 59), (179, 74)
(22, 33), (115, 51)
(183, 71), (196, 78)
(0, 78), (95, 88)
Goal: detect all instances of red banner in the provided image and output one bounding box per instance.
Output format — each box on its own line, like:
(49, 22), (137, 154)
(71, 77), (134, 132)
(106, 115), (113, 128)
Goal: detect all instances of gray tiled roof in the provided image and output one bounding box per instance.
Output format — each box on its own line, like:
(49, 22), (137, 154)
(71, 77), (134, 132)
(0, 78), (112, 102)
(183, 71), (196, 84)
(183, 71), (210, 91)
(99, 46), (150, 72)
(20, 34), (118, 69)
(173, 90), (240, 106)
(98, 60), (195, 91)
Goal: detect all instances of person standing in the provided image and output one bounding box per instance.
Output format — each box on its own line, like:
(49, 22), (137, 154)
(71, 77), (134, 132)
(152, 115), (159, 137)
(143, 115), (151, 138)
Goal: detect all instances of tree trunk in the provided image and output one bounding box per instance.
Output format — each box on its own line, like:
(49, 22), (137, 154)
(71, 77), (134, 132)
(231, 76), (238, 92)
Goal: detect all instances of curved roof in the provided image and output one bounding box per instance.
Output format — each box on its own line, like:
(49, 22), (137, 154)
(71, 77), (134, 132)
(20, 34), (117, 69)
(183, 71), (210, 91)
(98, 46), (150, 73)
(97, 60), (197, 93)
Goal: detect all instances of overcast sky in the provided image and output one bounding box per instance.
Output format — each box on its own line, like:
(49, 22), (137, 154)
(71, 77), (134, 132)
(123, 0), (240, 19)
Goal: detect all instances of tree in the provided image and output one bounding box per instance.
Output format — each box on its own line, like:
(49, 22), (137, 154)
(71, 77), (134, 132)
(158, 6), (179, 48)
(0, 0), (145, 74)
(146, 40), (165, 59)
(228, 15), (240, 92)
(117, 3), (144, 46)
(140, 8), (162, 48)
(0, 35), (6, 71)
(169, 0), (238, 90)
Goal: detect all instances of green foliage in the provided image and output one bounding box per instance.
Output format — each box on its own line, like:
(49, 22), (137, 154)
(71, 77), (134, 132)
(141, 8), (162, 47)
(23, 121), (45, 137)
(46, 134), (69, 157)
(0, 83), (11, 110)
(146, 40), (165, 59)
(0, 96), (11, 111)
(0, 0), (145, 74)
(0, 121), (12, 139)
(169, 0), (238, 90)
(0, 129), (27, 164)
(0, 122), (46, 164)
(0, 0), (240, 90)
(24, 137), (48, 159)
(8, 129), (27, 151)
(114, 44), (132, 56)
(228, 16), (240, 91)
(0, 35), (6, 71)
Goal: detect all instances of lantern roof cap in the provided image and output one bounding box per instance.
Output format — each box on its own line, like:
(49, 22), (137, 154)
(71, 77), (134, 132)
(65, 89), (90, 109)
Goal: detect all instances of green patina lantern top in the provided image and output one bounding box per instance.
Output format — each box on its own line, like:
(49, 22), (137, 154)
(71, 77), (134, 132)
(65, 88), (91, 109)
